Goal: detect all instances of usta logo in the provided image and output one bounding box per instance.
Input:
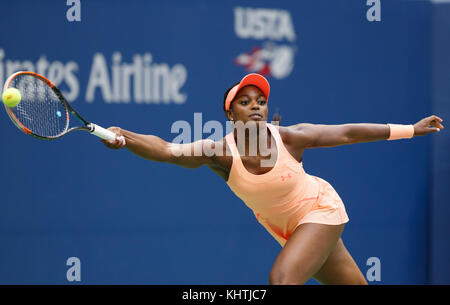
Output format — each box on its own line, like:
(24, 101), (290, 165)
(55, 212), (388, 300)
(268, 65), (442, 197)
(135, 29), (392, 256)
(234, 43), (295, 80)
(233, 7), (297, 80)
(234, 7), (296, 41)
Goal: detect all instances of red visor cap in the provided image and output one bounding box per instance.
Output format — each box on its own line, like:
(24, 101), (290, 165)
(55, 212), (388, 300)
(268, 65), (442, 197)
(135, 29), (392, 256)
(225, 73), (270, 111)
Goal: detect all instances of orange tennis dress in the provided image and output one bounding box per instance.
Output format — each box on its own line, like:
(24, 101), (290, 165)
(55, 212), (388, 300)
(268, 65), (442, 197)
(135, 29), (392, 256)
(225, 123), (349, 247)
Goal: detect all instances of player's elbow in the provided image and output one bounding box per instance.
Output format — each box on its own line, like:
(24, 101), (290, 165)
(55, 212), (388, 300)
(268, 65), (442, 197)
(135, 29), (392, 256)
(312, 134), (353, 148)
(178, 162), (204, 169)
(169, 156), (208, 169)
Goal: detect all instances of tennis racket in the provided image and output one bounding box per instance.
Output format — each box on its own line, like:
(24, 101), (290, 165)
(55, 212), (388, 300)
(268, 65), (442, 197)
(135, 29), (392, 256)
(2, 71), (116, 141)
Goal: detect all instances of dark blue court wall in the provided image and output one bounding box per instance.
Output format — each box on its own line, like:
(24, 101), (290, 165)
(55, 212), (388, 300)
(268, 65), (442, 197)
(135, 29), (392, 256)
(430, 1), (450, 285)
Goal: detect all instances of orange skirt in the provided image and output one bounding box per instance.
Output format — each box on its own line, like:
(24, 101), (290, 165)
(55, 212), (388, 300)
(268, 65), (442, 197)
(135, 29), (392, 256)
(258, 176), (349, 247)
(297, 176), (349, 227)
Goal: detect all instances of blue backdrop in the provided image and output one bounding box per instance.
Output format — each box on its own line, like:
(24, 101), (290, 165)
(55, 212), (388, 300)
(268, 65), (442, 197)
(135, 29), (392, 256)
(0, 0), (448, 284)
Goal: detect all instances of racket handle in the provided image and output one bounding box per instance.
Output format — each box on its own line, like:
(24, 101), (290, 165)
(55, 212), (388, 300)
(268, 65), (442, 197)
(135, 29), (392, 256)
(89, 123), (117, 141)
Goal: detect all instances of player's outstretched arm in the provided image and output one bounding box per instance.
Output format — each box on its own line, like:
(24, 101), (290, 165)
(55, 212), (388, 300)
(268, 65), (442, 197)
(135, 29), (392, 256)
(101, 127), (214, 169)
(286, 115), (444, 149)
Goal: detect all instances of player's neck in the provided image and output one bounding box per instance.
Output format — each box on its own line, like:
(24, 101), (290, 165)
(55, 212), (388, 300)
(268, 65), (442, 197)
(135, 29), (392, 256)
(233, 125), (273, 157)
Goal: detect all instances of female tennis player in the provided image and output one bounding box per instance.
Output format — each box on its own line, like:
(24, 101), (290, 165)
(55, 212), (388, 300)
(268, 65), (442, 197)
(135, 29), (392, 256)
(102, 73), (444, 285)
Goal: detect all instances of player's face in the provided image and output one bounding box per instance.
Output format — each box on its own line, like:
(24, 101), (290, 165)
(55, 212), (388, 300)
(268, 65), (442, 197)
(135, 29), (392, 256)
(228, 85), (268, 123)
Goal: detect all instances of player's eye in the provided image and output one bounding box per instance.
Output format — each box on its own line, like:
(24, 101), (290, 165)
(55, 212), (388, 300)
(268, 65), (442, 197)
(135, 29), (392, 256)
(240, 100), (249, 105)
(258, 100), (267, 105)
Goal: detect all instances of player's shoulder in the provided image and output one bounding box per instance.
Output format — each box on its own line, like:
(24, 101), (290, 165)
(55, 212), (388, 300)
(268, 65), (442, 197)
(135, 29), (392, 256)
(278, 123), (315, 147)
(205, 136), (230, 158)
(278, 123), (312, 135)
(205, 136), (233, 172)
(286, 123), (315, 131)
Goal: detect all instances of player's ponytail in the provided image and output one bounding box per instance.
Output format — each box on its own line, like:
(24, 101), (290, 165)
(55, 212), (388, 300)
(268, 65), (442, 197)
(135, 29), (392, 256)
(272, 108), (281, 125)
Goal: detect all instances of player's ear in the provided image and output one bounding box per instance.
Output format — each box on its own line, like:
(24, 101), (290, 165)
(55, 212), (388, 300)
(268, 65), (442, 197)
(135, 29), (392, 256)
(225, 109), (234, 122)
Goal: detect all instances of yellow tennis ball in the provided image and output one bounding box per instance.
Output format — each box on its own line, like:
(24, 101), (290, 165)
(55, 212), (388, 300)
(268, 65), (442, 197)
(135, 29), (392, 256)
(2, 88), (21, 107)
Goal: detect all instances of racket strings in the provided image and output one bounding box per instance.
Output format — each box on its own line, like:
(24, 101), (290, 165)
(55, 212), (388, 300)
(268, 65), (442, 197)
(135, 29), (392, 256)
(8, 74), (68, 138)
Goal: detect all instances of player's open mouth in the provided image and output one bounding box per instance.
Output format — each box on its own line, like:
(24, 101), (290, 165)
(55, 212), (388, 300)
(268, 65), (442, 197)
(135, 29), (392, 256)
(249, 113), (262, 118)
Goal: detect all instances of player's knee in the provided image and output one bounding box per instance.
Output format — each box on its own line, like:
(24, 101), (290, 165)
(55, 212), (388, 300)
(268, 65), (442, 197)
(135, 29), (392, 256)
(341, 268), (369, 285)
(345, 266), (369, 285)
(355, 275), (369, 285)
(269, 268), (305, 285)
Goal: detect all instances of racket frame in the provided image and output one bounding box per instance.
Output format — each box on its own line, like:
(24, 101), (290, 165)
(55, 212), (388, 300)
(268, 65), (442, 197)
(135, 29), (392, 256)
(3, 71), (109, 140)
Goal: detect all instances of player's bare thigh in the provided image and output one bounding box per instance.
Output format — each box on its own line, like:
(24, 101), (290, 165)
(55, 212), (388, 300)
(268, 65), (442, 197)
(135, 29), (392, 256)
(313, 238), (368, 285)
(269, 223), (345, 285)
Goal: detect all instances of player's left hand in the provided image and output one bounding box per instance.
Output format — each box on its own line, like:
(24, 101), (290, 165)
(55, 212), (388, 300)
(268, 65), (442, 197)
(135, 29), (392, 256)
(413, 115), (444, 136)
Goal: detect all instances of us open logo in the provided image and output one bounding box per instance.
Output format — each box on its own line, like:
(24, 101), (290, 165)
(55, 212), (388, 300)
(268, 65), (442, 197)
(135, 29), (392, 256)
(233, 7), (297, 80)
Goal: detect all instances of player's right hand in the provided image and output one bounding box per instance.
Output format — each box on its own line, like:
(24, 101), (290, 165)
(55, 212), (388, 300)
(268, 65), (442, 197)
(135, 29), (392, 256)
(101, 127), (126, 149)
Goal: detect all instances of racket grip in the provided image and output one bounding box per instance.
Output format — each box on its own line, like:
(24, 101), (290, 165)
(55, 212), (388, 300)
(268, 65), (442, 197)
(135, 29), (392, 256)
(89, 123), (117, 141)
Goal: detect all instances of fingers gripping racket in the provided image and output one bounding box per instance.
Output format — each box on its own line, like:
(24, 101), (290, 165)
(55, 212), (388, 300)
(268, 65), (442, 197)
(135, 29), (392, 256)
(2, 71), (116, 141)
